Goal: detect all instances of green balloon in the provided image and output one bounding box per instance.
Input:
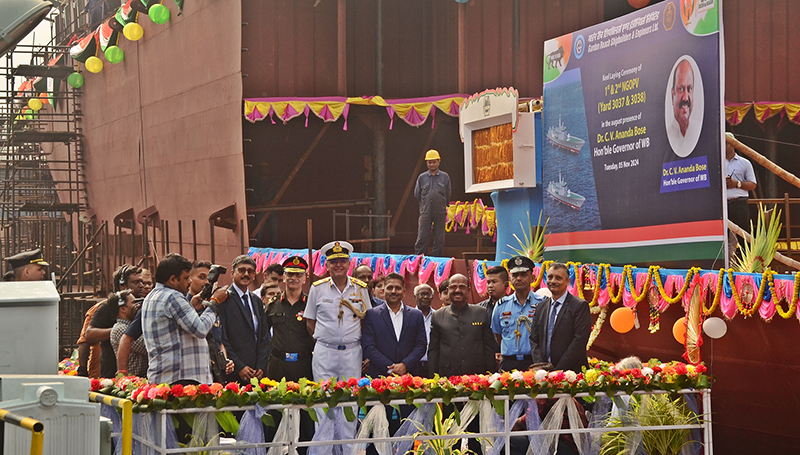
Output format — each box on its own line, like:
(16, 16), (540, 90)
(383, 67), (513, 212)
(105, 46), (125, 64)
(149, 4), (170, 24)
(67, 72), (84, 89)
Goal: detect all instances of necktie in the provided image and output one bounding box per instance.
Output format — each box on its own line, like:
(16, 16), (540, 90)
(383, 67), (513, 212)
(546, 300), (561, 363)
(243, 293), (259, 335)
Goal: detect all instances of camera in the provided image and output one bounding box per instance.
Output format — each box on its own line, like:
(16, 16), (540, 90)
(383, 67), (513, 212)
(200, 264), (227, 300)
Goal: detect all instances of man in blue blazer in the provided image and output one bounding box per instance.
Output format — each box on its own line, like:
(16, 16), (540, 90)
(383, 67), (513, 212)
(362, 272), (428, 378)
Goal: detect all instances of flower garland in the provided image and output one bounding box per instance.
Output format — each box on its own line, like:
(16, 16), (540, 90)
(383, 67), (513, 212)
(586, 304), (608, 349)
(625, 265), (654, 303)
(729, 269), (773, 318)
(702, 269), (726, 316)
(90, 359), (709, 413)
(774, 272), (800, 319)
(602, 264), (625, 304)
(652, 267), (700, 305)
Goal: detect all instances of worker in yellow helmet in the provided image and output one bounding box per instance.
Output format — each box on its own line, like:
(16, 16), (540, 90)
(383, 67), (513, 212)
(413, 149), (451, 257)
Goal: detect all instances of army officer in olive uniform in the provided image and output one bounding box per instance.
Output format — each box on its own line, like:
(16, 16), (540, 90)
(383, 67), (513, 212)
(428, 273), (496, 377)
(266, 256), (315, 382)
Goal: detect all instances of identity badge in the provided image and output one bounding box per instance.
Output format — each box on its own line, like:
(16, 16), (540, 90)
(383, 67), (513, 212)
(285, 353), (298, 362)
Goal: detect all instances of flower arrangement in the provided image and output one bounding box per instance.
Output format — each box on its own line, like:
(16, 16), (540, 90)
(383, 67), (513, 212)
(89, 359), (709, 414)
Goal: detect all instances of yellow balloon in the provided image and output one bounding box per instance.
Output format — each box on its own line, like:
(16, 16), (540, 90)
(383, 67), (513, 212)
(28, 98), (43, 111)
(123, 22), (144, 41)
(85, 56), (103, 73)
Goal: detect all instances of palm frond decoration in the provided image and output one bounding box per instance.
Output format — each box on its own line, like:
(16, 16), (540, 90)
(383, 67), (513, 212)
(506, 210), (550, 262)
(601, 393), (701, 455)
(732, 203), (781, 273)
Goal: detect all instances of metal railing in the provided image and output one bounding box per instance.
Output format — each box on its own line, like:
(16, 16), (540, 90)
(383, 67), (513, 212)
(0, 407), (44, 455)
(94, 388), (712, 455)
(748, 193), (800, 259)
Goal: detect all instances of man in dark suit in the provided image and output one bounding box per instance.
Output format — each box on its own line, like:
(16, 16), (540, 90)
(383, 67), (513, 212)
(218, 255), (271, 384)
(362, 273), (428, 377)
(428, 273), (495, 377)
(529, 263), (590, 372)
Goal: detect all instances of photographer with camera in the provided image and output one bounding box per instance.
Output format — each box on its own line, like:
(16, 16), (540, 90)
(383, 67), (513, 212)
(141, 253), (230, 385)
(189, 261), (235, 382)
(218, 255), (271, 384)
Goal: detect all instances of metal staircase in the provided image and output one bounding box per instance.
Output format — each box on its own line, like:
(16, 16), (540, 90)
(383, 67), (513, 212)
(0, 42), (98, 292)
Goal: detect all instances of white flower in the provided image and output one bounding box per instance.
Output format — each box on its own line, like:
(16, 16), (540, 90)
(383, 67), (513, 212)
(642, 367), (654, 376)
(511, 371), (524, 381)
(488, 373), (501, 383)
(564, 371), (577, 383)
(535, 370), (547, 382)
(100, 378), (114, 388)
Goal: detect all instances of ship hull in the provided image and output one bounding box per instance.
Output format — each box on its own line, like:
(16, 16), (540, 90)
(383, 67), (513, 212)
(547, 135), (584, 153)
(547, 190), (584, 209)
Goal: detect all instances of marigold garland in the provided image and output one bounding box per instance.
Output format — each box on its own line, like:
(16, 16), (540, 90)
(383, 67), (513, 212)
(774, 272), (800, 319)
(729, 269), (772, 318)
(652, 267), (700, 305)
(602, 264), (625, 304)
(625, 265), (654, 303)
(702, 269), (726, 316)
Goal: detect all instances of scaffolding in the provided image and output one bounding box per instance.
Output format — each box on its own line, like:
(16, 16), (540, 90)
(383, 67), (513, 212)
(1, 0), (115, 357)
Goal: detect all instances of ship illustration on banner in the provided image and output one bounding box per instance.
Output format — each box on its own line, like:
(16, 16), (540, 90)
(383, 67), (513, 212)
(547, 114), (586, 153)
(547, 170), (585, 210)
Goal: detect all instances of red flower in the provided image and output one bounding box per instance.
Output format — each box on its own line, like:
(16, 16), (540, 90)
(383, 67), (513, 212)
(652, 366), (662, 374)
(401, 375), (414, 387)
(695, 364), (707, 373)
(198, 384), (211, 394)
(675, 364), (688, 375)
(347, 377), (358, 388)
(225, 382), (240, 394)
(244, 384), (253, 392)
(631, 369), (644, 379)
(449, 376), (462, 385)
(371, 378), (386, 393)
(336, 380), (346, 390)
(90, 378), (101, 391)
(170, 384), (184, 397)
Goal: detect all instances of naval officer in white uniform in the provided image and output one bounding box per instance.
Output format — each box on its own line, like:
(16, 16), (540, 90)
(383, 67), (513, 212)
(304, 240), (372, 381)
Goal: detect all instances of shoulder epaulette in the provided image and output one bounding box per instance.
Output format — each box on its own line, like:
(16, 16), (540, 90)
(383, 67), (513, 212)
(350, 277), (367, 287)
(312, 277), (332, 286)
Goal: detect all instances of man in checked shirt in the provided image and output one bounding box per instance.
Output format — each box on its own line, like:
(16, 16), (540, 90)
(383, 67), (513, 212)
(141, 253), (229, 385)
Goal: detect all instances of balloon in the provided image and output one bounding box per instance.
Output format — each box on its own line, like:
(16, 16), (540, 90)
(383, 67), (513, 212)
(534, 288), (552, 298)
(105, 46), (124, 64)
(67, 72), (84, 88)
(703, 317), (728, 339)
(610, 307), (635, 333)
(85, 56), (103, 73)
(673, 317), (687, 344)
(149, 4), (170, 24)
(28, 98), (43, 111)
(628, 0), (650, 8)
(123, 22), (144, 41)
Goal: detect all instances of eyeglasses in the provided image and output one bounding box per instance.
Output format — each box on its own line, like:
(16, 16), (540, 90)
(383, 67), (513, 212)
(236, 267), (256, 275)
(448, 284), (468, 291)
(416, 292), (433, 298)
(328, 258), (348, 265)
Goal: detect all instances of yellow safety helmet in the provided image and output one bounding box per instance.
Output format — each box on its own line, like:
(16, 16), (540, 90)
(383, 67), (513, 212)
(425, 149), (441, 160)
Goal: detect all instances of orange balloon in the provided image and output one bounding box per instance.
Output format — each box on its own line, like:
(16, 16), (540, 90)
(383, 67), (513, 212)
(610, 307), (635, 333)
(628, 0), (650, 8)
(673, 317), (687, 344)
